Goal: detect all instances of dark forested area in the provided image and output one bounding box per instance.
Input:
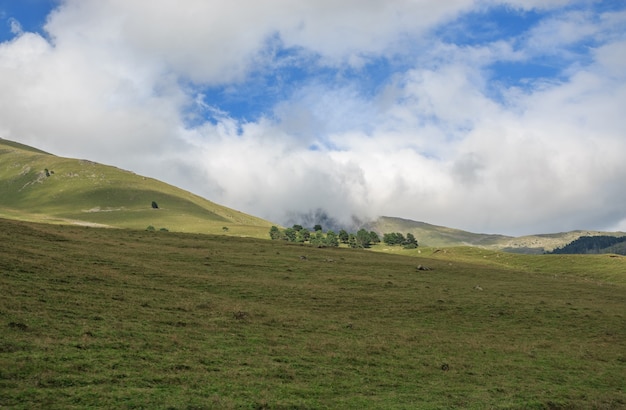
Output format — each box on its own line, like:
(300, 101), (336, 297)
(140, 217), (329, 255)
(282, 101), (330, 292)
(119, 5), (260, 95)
(550, 235), (626, 255)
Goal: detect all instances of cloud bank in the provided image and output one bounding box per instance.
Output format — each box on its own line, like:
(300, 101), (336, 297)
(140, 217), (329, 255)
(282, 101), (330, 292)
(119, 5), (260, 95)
(1, 0), (625, 235)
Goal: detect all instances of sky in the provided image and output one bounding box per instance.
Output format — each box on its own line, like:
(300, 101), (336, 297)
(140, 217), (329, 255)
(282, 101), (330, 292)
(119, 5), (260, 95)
(1, 0), (625, 236)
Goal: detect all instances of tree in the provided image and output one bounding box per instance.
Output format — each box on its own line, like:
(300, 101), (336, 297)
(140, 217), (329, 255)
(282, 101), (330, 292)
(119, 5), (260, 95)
(296, 228), (311, 243)
(404, 233), (418, 249)
(395, 233), (406, 245)
(283, 227), (297, 242)
(338, 229), (349, 244)
(383, 232), (405, 246)
(382, 233), (393, 245)
(269, 226), (281, 240)
(292, 224), (303, 232)
(151, 201), (159, 209)
(369, 231), (381, 244)
(383, 232), (397, 245)
(310, 231), (326, 248)
(356, 229), (371, 248)
(348, 234), (358, 249)
(326, 230), (339, 247)
(314, 224), (323, 232)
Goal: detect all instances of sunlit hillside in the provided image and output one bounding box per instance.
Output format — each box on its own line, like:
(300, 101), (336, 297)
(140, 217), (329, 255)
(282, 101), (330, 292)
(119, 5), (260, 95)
(0, 138), (274, 237)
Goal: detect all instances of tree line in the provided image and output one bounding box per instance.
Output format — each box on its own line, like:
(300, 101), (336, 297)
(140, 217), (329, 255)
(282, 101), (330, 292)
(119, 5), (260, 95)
(269, 225), (418, 249)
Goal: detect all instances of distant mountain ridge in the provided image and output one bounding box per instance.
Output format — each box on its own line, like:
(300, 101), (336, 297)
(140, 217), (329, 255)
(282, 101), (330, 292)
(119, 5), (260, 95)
(366, 216), (626, 254)
(0, 138), (273, 237)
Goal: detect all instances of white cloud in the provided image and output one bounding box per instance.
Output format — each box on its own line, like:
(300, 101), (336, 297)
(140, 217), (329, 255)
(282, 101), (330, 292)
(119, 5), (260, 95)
(43, 0), (480, 83)
(522, 10), (598, 57)
(8, 18), (23, 35)
(499, 0), (581, 11)
(0, 0), (625, 235)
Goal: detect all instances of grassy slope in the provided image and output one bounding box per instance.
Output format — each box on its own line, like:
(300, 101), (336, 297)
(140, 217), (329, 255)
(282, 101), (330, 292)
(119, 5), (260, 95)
(1, 218), (625, 409)
(371, 216), (626, 253)
(369, 216), (511, 248)
(0, 138), (274, 238)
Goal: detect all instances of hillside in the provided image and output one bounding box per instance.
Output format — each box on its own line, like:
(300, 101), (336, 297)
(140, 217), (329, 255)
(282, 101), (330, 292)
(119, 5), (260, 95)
(366, 216), (511, 248)
(1, 217), (624, 408)
(0, 138), (274, 237)
(368, 216), (626, 254)
(550, 235), (626, 255)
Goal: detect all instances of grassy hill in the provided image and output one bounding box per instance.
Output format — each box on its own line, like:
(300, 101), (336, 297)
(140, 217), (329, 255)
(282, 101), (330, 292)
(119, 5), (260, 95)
(1, 218), (625, 408)
(0, 138), (274, 238)
(368, 216), (626, 254)
(367, 216), (511, 248)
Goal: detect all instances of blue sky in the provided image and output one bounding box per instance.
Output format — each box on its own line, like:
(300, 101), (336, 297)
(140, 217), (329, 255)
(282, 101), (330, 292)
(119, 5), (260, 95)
(1, 0), (625, 235)
(0, 0), (57, 40)
(196, 5), (568, 123)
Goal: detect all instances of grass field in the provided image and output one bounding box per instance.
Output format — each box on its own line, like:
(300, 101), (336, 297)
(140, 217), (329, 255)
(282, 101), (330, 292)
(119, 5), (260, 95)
(1, 218), (625, 409)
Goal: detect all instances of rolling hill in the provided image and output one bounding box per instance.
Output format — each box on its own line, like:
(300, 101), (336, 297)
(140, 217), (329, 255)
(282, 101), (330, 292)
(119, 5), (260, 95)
(366, 216), (626, 254)
(366, 216), (511, 248)
(0, 138), (274, 238)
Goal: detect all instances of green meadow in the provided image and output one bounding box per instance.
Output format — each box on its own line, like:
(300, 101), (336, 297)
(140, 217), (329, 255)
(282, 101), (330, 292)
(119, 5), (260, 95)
(1, 218), (625, 409)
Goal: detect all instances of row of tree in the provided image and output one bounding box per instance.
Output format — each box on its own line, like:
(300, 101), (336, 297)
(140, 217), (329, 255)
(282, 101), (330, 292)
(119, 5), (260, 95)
(269, 225), (418, 249)
(382, 232), (419, 249)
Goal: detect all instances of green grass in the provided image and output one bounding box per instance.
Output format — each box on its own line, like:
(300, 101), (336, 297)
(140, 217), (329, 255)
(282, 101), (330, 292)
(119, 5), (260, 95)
(370, 216), (511, 248)
(1, 218), (625, 409)
(0, 138), (274, 238)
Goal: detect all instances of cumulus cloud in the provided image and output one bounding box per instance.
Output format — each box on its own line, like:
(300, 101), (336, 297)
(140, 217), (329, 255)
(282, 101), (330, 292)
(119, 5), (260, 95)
(0, 0), (625, 235)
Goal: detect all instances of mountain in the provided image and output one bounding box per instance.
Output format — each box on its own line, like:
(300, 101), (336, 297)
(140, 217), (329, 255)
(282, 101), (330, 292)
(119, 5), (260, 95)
(0, 138), (274, 237)
(366, 216), (626, 254)
(365, 216), (511, 248)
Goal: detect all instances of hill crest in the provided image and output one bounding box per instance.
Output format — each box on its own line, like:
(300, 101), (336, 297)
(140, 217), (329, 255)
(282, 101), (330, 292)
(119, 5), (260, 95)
(0, 138), (274, 237)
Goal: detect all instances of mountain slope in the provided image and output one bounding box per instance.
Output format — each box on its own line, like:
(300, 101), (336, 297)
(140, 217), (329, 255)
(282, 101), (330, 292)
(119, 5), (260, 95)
(367, 216), (626, 253)
(0, 138), (274, 237)
(366, 216), (512, 248)
(549, 235), (626, 255)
